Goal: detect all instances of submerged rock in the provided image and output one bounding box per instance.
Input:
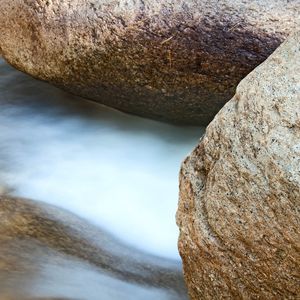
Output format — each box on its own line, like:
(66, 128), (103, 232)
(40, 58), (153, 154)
(0, 0), (299, 125)
(177, 32), (300, 298)
(0, 196), (187, 299)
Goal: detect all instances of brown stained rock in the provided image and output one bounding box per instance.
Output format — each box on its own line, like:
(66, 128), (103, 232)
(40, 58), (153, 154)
(0, 0), (299, 125)
(0, 196), (187, 299)
(176, 32), (300, 298)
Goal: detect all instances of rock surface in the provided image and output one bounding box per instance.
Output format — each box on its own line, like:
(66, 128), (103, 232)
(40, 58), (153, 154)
(0, 0), (299, 125)
(177, 32), (300, 298)
(0, 196), (187, 299)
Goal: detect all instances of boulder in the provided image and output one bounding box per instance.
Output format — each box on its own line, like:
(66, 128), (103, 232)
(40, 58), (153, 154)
(177, 32), (300, 298)
(0, 0), (299, 125)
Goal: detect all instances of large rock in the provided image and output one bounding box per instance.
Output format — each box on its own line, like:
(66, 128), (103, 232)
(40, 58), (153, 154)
(177, 32), (300, 298)
(0, 0), (299, 125)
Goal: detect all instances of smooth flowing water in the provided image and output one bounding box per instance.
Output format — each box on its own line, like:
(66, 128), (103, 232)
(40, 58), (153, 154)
(0, 58), (204, 299)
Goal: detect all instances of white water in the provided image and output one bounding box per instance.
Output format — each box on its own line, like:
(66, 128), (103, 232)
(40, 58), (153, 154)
(0, 59), (204, 259)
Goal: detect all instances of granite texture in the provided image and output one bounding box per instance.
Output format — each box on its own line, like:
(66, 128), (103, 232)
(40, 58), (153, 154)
(0, 0), (299, 124)
(177, 32), (300, 298)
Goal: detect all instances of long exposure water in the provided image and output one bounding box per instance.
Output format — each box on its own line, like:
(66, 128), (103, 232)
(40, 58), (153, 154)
(0, 58), (204, 299)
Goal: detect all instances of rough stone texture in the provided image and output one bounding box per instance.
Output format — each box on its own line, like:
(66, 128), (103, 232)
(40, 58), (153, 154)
(177, 32), (300, 298)
(0, 0), (299, 125)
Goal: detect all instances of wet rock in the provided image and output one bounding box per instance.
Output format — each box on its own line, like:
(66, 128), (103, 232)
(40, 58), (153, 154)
(0, 0), (299, 125)
(177, 32), (300, 298)
(0, 196), (187, 299)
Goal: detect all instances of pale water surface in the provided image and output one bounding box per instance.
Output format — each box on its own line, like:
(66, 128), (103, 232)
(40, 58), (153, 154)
(0, 59), (204, 260)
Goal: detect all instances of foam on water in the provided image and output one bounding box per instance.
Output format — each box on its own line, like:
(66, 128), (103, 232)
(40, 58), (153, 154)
(0, 59), (204, 259)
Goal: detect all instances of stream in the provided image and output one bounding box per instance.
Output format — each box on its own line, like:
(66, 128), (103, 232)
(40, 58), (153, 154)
(0, 58), (204, 299)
